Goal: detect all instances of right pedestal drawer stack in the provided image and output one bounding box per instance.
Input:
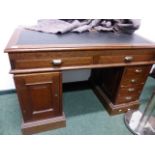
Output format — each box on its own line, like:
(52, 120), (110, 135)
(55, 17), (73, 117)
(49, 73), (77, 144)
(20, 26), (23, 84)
(115, 65), (152, 104)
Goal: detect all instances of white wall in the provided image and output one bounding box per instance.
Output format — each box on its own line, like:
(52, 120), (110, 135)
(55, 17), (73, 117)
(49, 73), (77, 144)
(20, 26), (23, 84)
(0, 1), (155, 91)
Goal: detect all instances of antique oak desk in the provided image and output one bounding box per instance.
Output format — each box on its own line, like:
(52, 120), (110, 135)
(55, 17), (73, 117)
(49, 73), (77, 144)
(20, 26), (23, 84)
(5, 27), (155, 134)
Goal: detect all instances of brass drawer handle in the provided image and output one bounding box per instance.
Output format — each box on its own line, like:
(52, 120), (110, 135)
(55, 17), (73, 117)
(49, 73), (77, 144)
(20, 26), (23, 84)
(125, 96), (132, 100)
(135, 69), (143, 73)
(52, 59), (62, 66)
(124, 56), (133, 62)
(128, 88), (135, 92)
(131, 79), (137, 83)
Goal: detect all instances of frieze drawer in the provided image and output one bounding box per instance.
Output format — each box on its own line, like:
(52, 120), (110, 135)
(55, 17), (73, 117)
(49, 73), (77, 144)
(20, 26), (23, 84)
(11, 56), (93, 69)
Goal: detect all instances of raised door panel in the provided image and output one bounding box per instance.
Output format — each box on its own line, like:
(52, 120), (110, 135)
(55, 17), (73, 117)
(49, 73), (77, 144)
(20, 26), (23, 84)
(14, 72), (62, 122)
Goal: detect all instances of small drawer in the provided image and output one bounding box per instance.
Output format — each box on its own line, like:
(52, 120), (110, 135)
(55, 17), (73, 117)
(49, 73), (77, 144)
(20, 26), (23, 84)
(120, 65), (151, 87)
(14, 56), (93, 69)
(118, 85), (144, 96)
(121, 77), (147, 87)
(116, 94), (140, 104)
(122, 66), (151, 77)
(115, 85), (144, 104)
(97, 54), (155, 65)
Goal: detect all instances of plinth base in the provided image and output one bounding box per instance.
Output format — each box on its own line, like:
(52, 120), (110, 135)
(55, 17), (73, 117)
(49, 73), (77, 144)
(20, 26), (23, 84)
(93, 85), (139, 115)
(22, 113), (66, 134)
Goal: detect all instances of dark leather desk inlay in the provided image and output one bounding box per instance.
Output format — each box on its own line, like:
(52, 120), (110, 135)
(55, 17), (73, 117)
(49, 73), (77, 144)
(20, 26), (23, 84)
(16, 29), (152, 45)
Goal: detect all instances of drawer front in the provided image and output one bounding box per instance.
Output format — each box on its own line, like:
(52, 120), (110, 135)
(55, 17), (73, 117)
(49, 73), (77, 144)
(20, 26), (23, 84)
(116, 94), (140, 104)
(14, 56), (93, 69)
(120, 65), (151, 87)
(122, 65), (151, 77)
(97, 54), (155, 64)
(115, 85), (144, 104)
(121, 77), (148, 87)
(118, 85), (144, 96)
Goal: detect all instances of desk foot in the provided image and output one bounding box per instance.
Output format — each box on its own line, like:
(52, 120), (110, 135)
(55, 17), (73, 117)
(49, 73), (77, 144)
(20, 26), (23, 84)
(93, 85), (139, 115)
(21, 113), (66, 134)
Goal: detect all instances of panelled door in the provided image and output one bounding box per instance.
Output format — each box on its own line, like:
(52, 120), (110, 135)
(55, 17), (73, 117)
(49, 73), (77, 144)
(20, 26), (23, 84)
(14, 72), (62, 122)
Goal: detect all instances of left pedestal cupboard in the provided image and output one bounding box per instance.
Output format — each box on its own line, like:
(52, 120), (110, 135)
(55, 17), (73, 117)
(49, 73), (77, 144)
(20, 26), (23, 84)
(14, 72), (66, 134)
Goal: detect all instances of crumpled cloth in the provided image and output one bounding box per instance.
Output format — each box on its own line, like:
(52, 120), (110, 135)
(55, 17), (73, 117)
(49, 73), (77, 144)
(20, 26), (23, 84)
(25, 19), (140, 34)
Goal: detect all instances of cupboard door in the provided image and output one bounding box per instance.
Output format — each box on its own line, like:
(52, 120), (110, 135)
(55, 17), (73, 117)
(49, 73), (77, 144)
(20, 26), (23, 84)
(14, 72), (62, 122)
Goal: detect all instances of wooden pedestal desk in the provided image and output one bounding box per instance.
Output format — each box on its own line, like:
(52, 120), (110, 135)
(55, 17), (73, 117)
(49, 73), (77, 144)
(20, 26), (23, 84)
(5, 28), (155, 134)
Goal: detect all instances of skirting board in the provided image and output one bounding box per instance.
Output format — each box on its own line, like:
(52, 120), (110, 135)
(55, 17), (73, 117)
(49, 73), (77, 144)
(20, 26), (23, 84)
(0, 89), (16, 95)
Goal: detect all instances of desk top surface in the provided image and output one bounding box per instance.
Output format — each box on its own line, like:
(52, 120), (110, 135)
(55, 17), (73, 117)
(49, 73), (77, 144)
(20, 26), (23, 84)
(5, 27), (155, 52)
(17, 29), (152, 45)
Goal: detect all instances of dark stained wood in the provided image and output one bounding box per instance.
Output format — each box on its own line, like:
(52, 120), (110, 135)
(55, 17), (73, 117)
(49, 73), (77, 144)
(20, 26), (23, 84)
(90, 67), (124, 102)
(91, 84), (139, 115)
(90, 65), (152, 107)
(13, 56), (93, 69)
(5, 27), (155, 134)
(8, 49), (155, 73)
(10, 61), (155, 74)
(121, 65), (152, 80)
(97, 54), (155, 64)
(22, 113), (66, 134)
(115, 93), (141, 104)
(14, 72), (63, 122)
(115, 84), (144, 103)
(120, 65), (152, 87)
(114, 65), (152, 104)
(5, 45), (155, 53)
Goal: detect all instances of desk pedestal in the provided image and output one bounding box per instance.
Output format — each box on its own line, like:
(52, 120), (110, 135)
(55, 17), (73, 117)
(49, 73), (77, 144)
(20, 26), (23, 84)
(90, 65), (151, 115)
(14, 72), (66, 134)
(92, 85), (139, 115)
(22, 113), (66, 134)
